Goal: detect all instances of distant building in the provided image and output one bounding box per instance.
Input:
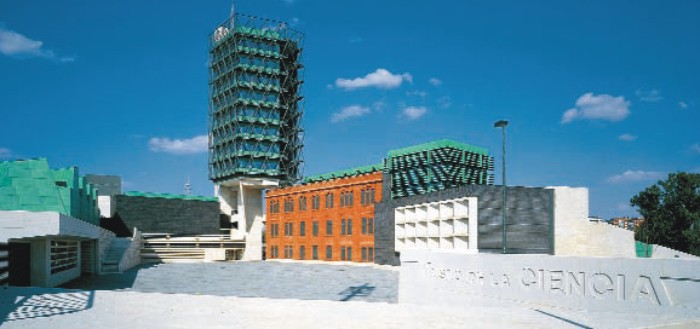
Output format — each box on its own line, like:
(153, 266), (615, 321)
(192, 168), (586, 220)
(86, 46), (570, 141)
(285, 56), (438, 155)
(610, 217), (644, 231)
(266, 166), (382, 262)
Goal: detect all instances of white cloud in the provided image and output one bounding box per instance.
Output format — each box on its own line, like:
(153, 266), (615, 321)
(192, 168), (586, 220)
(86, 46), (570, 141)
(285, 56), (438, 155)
(606, 170), (664, 183)
(401, 106), (428, 120)
(618, 133), (637, 142)
(0, 147), (13, 159)
(149, 135), (208, 155)
(690, 143), (700, 155)
(679, 101), (688, 109)
(406, 90), (427, 97)
(331, 105), (371, 123)
(289, 17), (300, 26)
(0, 27), (74, 62)
(561, 93), (630, 124)
(429, 78), (442, 86)
(438, 96), (452, 109)
(372, 100), (387, 112)
(349, 36), (363, 44)
(335, 69), (412, 90)
(635, 89), (663, 102)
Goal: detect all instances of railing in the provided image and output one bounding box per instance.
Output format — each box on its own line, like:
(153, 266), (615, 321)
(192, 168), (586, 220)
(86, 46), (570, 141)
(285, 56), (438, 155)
(0, 242), (8, 286)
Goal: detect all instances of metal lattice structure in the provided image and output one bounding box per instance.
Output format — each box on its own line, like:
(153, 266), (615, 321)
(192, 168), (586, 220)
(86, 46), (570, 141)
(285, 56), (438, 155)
(208, 13), (304, 186)
(386, 140), (494, 198)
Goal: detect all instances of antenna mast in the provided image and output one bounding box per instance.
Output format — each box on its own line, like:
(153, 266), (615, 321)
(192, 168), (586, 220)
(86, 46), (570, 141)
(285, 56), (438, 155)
(184, 177), (192, 196)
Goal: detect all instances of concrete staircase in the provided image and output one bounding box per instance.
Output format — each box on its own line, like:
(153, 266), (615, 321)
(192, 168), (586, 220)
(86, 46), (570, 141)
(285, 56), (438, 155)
(102, 237), (131, 273)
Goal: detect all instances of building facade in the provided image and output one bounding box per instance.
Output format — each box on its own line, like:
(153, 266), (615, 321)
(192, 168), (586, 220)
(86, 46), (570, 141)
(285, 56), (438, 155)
(208, 12), (304, 260)
(266, 167), (382, 262)
(0, 158), (113, 287)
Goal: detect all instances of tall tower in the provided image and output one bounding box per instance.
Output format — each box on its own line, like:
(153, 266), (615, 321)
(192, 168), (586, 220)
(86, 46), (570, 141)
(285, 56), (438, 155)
(208, 11), (304, 260)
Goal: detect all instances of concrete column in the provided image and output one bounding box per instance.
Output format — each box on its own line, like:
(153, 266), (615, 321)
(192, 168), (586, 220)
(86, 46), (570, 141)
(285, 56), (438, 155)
(467, 197), (478, 251)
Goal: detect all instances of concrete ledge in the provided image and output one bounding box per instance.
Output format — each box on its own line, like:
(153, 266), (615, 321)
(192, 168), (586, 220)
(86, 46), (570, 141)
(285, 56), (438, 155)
(400, 250), (700, 316)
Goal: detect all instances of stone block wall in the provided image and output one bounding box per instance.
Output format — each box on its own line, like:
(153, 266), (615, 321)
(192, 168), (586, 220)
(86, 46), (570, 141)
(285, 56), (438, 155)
(113, 195), (220, 235)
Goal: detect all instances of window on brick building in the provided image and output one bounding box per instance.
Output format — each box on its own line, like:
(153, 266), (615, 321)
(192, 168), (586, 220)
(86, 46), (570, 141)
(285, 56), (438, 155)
(361, 247), (374, 262)
(300, 221), (306, 236)
(326, 245), (332, 260)
(270, 245), (279, 258)
(284, 198), (294, 213)
(340, 191), (354, 207)
(270, 224), (279, 237)
(313, 221), (319, 236)
(312, 245), (319, 260)
(283, 245), (293, 259)
(325, 192), (334, 208)
(326, 219), (333, 235)
(270, 200), (280, 213)
(341, 246), (353, 261)
(284, 222), (293, 237)
(299, 246), (306, 260)
(341, 218), (352, 235)
(362, 217), (374, 235)
(361, 188), (376, 206)
(312, 195), (320, 210)
(299, 196), (307, 211)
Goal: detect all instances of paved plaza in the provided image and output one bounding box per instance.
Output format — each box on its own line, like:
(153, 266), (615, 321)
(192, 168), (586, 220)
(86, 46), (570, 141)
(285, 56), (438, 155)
(60, 261), (399, 303)
(2, 261), (700, 328)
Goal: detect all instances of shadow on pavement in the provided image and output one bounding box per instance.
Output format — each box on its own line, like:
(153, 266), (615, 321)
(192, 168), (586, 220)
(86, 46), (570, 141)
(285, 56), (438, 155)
(338, 283), (376, 301)
(60, 263), (158, 291)
(0, 286), (94, 326)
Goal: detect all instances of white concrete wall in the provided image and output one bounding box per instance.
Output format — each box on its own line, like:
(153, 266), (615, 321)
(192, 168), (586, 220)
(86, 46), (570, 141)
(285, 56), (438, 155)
(0, 210), (115, 286)
(118, 228), (142, 272)
(549, 187), (635, 258)
(241, 184), (264, 261)
(650, 244), (699, 259)
(395, 197), (478, 254)
(400, 250), (700, 316)
(98, 196), (115, 218)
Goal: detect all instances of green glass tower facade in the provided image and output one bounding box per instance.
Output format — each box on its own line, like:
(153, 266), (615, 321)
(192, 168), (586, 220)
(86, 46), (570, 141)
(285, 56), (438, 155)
(208, 13), (304, 186)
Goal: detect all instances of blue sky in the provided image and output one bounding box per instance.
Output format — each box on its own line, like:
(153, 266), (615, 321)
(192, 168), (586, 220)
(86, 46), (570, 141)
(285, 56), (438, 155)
(1, 0), (698, 219)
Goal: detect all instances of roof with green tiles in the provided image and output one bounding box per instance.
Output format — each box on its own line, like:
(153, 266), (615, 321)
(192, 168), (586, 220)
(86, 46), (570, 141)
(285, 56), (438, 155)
(304, 164), (383, 184)
(0, 158), (100, 224)
(123, 191), (218, 202)
(386, 139), (489, 157)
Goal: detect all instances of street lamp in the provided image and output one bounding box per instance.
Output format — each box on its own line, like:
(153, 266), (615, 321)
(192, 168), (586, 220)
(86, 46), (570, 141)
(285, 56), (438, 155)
(493, 120), (509, 254)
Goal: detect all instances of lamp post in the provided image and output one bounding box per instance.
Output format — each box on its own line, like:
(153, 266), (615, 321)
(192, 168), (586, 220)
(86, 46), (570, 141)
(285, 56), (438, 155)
(493, 120), (509, 254)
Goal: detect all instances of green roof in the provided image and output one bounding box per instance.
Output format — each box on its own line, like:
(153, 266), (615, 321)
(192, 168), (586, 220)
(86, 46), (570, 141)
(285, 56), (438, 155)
(123, 191), (218, 202)
(304, 163), (383, 183)
(386, 139), (489, 157)
(0, 158), (100, 224)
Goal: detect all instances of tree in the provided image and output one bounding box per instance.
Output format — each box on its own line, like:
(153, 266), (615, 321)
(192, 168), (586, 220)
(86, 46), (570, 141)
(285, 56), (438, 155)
(631, 172), (700, 255)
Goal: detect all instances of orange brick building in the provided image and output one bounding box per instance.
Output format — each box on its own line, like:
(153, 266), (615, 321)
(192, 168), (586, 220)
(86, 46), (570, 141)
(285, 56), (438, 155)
(265, 166), (382, 262)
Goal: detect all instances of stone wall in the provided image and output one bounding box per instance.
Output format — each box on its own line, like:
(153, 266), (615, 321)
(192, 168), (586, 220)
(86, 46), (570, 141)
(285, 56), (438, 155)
(550, 186), (635, 258)
(400, 250), (700, 316)
(113, 195), (220, 235)
(375, 174), (554, 265)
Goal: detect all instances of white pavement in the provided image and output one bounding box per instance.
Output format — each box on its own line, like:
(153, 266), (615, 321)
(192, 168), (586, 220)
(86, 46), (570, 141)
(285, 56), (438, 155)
(2, 286), (699, 328)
